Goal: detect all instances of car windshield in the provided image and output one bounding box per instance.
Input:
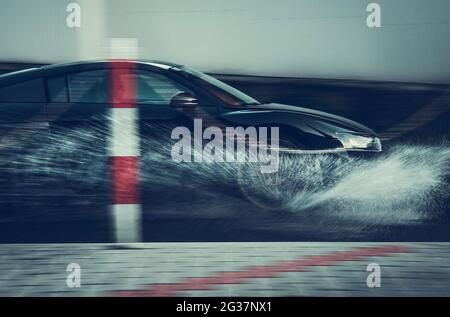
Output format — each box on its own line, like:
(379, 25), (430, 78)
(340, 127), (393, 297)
(171, 65), (260, 107)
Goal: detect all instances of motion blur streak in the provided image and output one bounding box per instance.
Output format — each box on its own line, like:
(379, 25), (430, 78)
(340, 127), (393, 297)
(0, 119), (448, 238)
(112, 245), (414, 297)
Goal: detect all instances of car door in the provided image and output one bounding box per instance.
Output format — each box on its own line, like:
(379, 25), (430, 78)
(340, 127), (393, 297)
(131, 68), (219, 147)
(0, 75), (49, 153)
(46, 69), (109, 129)
(133, 69), (195, 139)
(0, 73), (50, 204)
(45, 69), (110, 198)
(127, 68), (222, 207)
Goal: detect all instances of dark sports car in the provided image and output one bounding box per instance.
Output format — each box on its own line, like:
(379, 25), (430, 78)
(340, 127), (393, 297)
(0, 59), (381, 153)
(0, 60), (381, 210)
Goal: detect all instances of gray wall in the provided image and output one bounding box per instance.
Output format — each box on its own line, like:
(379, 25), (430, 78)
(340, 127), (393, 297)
(1, 0), (450, 83)
(0, 0), (106, 62)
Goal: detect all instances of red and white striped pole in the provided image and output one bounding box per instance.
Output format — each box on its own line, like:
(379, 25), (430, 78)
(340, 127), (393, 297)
(109, 60), (142, 243)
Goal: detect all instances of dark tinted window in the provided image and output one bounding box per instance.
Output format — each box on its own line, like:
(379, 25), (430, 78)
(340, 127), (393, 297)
(47, 76), (68, 102)
(112, 70), (191, 105)
(0, 78), (46, 102)
(173, 66), (259, 106)
(136, 71), (192, 104)
(68, 70), (108, 103)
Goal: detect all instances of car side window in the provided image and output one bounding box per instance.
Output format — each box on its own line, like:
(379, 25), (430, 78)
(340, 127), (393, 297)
(47, 69), (193, 105)
(47, 70), (108, 103)
(133, 71), (193, 105)
(0, 78), (46, 103)
(47, 76), (69, 103)
(69, 70), (109, 103)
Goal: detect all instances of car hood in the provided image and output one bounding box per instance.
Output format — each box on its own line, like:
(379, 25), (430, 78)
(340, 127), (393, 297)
(247, 103), (377, 136)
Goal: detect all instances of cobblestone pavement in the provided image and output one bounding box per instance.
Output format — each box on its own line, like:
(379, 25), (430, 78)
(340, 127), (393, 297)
(0, 243), (449, 296)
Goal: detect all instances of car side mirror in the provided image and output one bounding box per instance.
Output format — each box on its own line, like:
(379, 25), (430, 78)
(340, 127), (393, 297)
(170, 91), (198, 108)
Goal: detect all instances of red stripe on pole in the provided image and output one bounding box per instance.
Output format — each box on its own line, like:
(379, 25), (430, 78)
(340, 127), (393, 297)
(111, 156), (139, 204)
(111, 60), (136, 108)
(110, 60), (140, 205)
(109, 60), (142, 242)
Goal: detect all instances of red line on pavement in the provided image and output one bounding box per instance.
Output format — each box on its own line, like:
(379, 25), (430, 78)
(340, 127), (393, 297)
(111, 245), (414, 297)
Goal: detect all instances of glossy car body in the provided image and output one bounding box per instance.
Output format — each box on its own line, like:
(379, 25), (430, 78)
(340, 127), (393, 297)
(0, 60), (381, 156)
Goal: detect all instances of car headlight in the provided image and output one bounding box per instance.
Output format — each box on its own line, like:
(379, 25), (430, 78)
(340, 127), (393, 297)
(336, 133), (381, 151)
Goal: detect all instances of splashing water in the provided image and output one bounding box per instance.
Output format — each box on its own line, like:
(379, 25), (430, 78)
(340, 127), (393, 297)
(289, 145), (450, 224)
(0, 121), (448, 227)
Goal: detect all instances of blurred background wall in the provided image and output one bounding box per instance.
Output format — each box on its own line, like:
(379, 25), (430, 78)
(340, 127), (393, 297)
(1, 0), (450, 83)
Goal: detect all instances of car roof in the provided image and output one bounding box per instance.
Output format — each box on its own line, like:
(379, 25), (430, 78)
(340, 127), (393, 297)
(0, 67), (43, 86)
(42, 59), (182, 75)
(0, 60), (183, 86)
